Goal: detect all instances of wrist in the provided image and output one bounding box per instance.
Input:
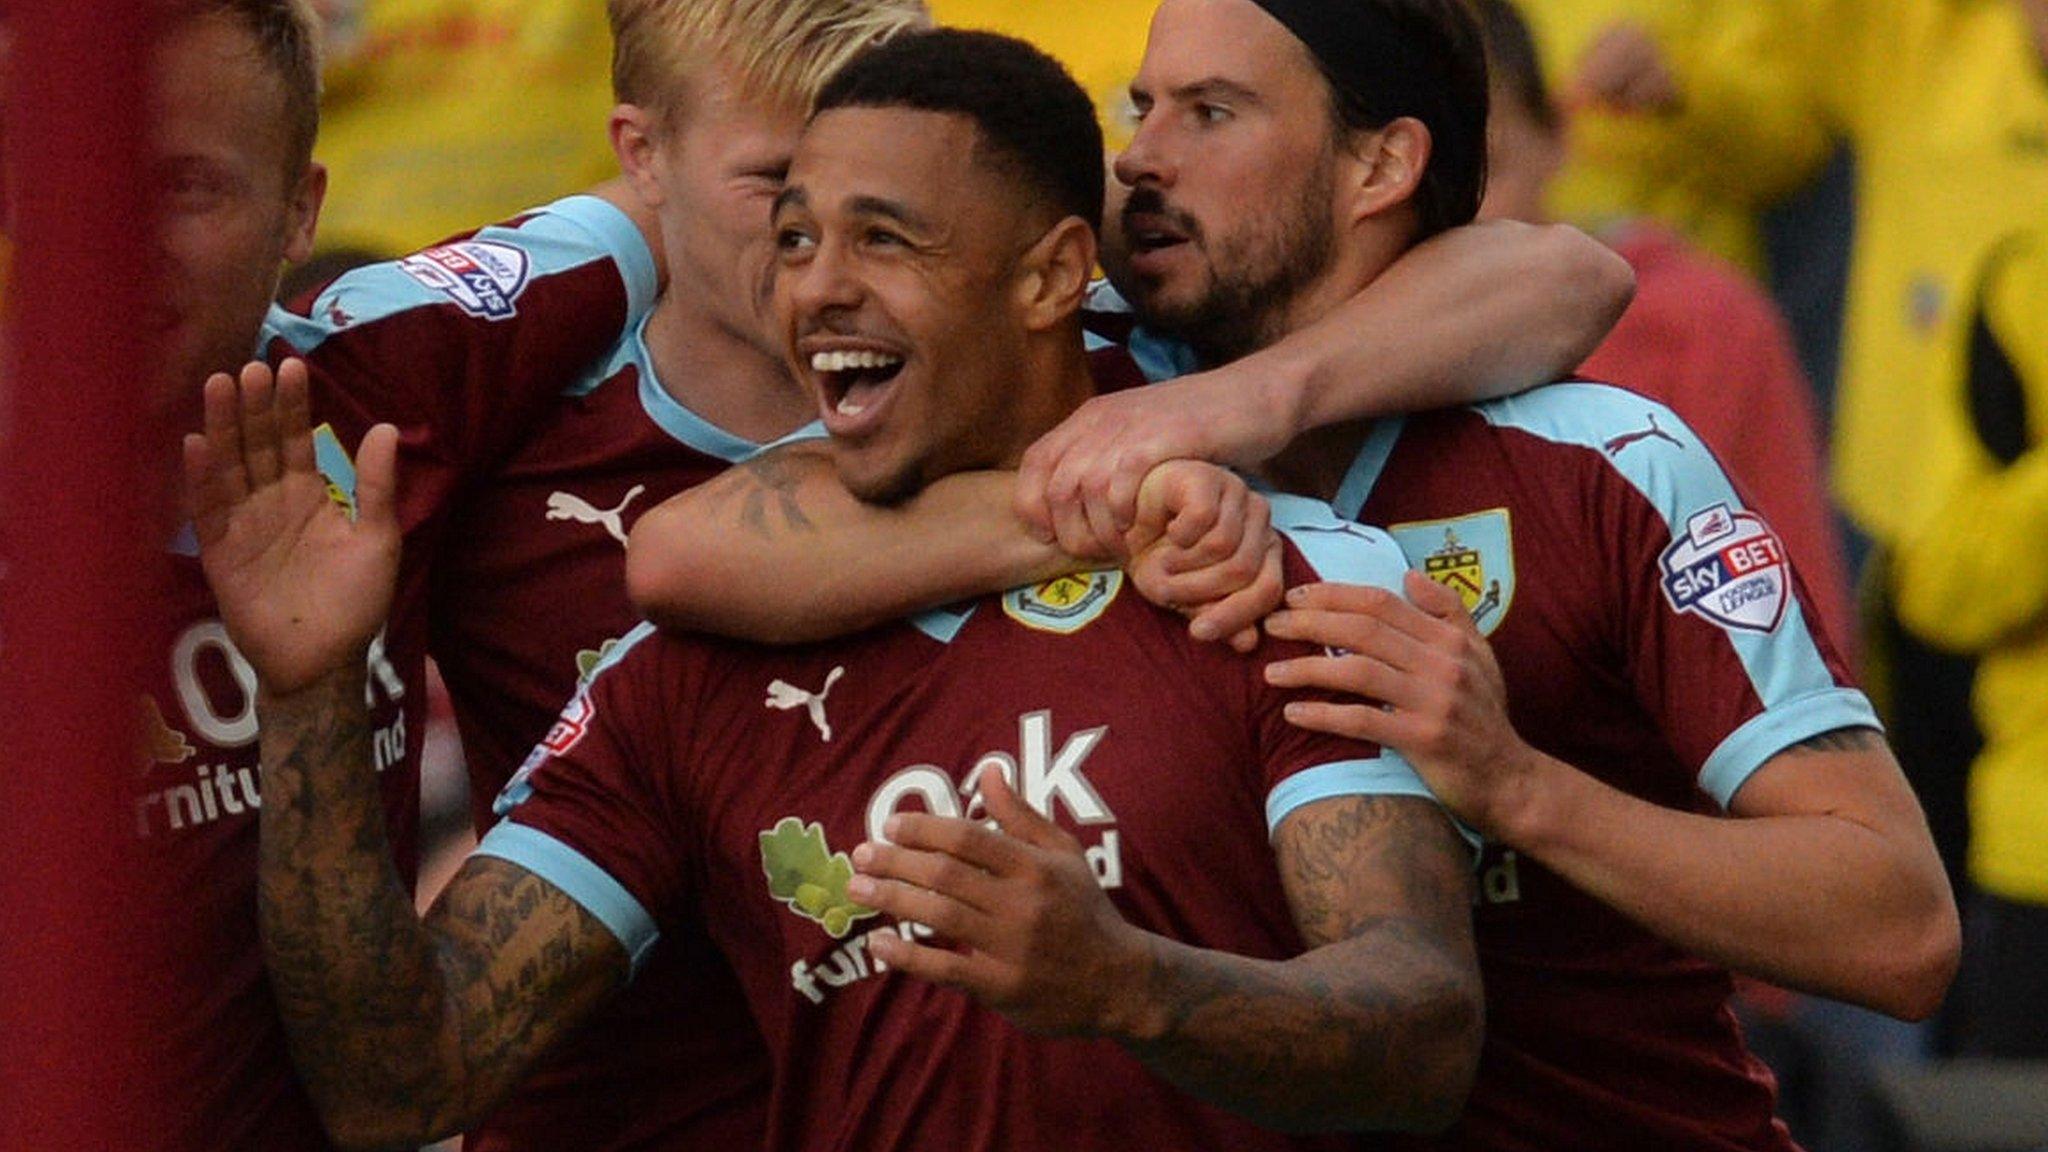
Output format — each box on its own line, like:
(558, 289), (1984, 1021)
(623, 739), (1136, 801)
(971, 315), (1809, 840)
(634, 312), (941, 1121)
(1483, 744), (1569, 851)
(1252, 345), (1317, 451)
(257, 661), (371, 715)
(1095, 929), (1180, 1045)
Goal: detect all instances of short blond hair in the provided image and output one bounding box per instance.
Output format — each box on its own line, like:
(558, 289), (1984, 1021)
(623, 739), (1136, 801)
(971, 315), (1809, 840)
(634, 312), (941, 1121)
(608, 0), (930, 122)
(183, 0), (323, 180)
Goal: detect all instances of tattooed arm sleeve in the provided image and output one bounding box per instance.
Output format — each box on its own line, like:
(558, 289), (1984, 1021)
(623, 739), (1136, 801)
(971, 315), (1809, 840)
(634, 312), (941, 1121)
(1115, 796), (1481, 1134)
(625, 441), (1068, 642)
(258, 671), (627, 1150)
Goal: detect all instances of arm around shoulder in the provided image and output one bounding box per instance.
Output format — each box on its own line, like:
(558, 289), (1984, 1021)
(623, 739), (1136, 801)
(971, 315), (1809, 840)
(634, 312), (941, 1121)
(1275, 218), (1633, 431)
(626, 442), (1066, 642)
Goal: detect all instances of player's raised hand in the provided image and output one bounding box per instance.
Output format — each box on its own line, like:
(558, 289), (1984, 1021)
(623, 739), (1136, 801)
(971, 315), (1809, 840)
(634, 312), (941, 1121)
(847, 769), (1155, 1038)
(1123, 460), (1281, 652)
(1262, 571), (1539, 837)
(184, 358), (401, 697)
(1015, 364), (1298, 561)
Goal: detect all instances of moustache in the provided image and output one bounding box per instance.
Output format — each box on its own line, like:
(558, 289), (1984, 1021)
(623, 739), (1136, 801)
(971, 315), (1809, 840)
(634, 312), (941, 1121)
(1121, 187), (1201, 241)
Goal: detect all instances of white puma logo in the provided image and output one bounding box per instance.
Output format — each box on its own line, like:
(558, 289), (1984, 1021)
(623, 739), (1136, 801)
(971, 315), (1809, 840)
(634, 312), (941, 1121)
(765, 666), (845, 742)
(545, 485), (646, 548)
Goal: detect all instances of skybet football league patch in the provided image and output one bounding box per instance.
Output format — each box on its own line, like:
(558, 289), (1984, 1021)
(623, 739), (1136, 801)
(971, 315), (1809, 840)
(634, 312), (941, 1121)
(1659, 503), (1790, 634)
(398, 240), (532, 320)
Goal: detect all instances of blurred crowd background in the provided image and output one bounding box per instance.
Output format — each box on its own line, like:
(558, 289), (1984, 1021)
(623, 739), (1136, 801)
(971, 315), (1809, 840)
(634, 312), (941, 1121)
(242, 1), (2048, 1149)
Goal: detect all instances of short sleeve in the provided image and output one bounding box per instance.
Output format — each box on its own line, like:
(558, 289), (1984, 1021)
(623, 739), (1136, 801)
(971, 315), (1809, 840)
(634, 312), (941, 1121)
(1255, 494), (1455, 836)
(1519, 387), (1883, 808)
(265, 195), (659, 505)
(479, 623), (689, 974)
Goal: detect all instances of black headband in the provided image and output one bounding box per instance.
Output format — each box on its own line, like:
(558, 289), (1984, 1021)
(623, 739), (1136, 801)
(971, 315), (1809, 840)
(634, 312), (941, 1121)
(1248, 0), (1450, 124)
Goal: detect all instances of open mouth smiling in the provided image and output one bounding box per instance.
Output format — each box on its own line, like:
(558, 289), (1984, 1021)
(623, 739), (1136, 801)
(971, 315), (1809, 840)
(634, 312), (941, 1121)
(807, 345), (908, 428)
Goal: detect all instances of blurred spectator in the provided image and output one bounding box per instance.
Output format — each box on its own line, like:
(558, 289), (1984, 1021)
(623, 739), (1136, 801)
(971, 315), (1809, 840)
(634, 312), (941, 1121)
(1477, 0), (1860, 662)
(309, 0), (617, 257)
(1890, 234), (2048, 1060)
(1800, 0), (2048, 555)
(928, 0), (1154, 148)
(1797, 0), (2048, 981)
(1513, 0), (1829, 279)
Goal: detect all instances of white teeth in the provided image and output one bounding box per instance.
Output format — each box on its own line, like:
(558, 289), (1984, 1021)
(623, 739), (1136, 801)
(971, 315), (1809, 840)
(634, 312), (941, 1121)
(809, 349), (903, 373)
(835, 394), (867, 416)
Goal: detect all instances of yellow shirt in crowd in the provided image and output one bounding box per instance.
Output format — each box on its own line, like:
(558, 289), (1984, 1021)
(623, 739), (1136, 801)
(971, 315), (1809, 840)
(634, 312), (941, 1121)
(1804, 0), (2048, 544)
(1517, 0), (1829, 278)
(311, 0), (618, 257)
(1893, 238), (2048, 904)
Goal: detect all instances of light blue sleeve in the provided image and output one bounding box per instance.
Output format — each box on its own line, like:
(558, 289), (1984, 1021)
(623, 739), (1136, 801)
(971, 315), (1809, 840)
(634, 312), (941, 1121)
(1261, 494), (1480, 850)
(1473, 383), (1883, 809)
(264, 194), (659, 352)
(474, 821), (662, 976)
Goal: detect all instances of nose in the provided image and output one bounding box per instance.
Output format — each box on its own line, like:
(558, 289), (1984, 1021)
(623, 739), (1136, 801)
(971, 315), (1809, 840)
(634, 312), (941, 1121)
(1113, 111), (1176, 191)
(781, 236), (863, 324)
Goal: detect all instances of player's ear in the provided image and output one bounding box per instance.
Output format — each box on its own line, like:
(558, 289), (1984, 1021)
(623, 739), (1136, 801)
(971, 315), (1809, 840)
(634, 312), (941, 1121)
(1014, 216), (1096, 332)
(282, 161), (327, 265)
(1342, 116), (1432, 226)
(612, 103), (669, 208)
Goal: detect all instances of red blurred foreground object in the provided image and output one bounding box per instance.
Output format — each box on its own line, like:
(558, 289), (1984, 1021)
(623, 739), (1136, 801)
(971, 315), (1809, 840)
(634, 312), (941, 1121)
(0, 3), (170, 1148)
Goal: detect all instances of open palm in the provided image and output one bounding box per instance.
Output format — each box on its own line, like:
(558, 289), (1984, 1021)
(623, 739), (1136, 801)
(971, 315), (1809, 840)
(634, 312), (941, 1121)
(184, 359), (401, 697)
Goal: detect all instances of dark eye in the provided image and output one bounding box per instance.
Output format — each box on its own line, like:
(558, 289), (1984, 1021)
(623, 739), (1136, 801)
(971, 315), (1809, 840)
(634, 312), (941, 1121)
(775, 227), (816, 257)
(1195, 103), (1232, 125)
(864, 227), (907, 249)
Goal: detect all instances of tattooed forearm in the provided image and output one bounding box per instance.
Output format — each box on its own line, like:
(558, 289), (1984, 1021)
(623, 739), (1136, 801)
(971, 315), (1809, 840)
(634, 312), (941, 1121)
(1118, 797), (1481, 1134)
(257, 672), (623, 1148)
(1789, 727), (1887, 755)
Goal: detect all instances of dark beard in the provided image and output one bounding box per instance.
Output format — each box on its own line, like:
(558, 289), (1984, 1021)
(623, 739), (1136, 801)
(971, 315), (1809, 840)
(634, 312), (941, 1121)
(1119, 152), (1339, 367)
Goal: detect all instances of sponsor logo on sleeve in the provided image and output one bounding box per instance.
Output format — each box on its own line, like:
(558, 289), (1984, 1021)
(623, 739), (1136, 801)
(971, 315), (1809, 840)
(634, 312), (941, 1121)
(398, 240), (532, 320)
(1387, 509), (1515, 636)
(1003, 570), (1122, 635)
(1659, 503), (1789, 633)
(494, 685), (595, 815)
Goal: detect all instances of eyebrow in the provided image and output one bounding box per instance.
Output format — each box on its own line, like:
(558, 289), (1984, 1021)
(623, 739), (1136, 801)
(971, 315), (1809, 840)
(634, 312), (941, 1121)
(847, 194), (934, 233)
(770, 188), (931, 235)
(1137, 77), (1264, 107)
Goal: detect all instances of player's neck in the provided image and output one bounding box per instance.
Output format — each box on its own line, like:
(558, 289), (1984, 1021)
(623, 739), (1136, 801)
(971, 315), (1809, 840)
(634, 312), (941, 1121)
(1265, 417), (1372, 505)
(641, 293), (816, 445)
(996, 332), (1100, 467)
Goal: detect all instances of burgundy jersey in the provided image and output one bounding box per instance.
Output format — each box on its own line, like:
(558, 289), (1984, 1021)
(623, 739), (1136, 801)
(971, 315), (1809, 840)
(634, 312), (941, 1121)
(1334, 387), (1872, 1152)
(1096, 296), (1876, 1151)
(134, 196), (654, 1151)
(429, 325), (815, 1151)
(484, 497), (1442, 1152)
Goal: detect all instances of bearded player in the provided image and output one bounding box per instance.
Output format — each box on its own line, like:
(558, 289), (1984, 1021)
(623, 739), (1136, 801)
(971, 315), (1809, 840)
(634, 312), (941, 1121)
(193, 29), (1487, 1150)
